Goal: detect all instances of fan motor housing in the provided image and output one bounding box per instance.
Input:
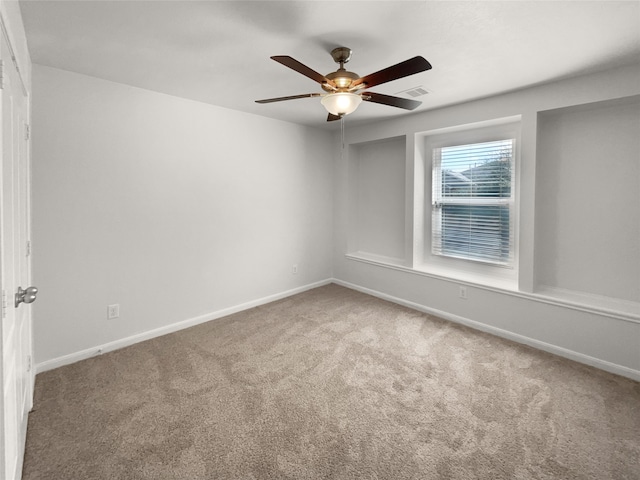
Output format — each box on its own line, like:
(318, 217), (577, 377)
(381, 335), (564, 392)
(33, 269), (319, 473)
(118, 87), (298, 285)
(323, 69), (360, 91)
(322, 47), (360, 92)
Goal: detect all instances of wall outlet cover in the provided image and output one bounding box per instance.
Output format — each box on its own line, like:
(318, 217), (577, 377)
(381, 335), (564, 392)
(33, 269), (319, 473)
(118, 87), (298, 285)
(107, 304), (120, 319)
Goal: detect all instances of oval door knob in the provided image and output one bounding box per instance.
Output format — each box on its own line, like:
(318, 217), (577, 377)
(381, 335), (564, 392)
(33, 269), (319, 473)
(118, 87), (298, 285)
(15, 286), (38, 307)
(23, 286), (38, 304)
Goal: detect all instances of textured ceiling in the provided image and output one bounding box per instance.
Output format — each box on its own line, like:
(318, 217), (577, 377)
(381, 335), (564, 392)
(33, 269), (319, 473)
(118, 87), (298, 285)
(20, 1), (640, 129)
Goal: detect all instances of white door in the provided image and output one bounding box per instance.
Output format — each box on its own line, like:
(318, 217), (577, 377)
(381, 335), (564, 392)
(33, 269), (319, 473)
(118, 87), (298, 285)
(0, 30), (33, 480)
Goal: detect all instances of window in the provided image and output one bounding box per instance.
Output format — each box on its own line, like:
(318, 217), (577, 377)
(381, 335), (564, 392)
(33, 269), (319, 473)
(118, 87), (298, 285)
(344, 118), (520, 288)
(432, 139), (515, 267)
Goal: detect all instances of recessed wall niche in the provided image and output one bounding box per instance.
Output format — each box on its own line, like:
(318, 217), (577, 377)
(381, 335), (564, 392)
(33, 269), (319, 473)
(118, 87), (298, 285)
(535, 96), (640, 307)
(347, 136), (406, 264)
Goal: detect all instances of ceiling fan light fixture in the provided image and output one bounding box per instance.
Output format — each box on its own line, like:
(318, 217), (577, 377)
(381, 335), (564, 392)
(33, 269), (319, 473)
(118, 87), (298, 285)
(256, 49), (432, 122)
(321, 92), (362, 116)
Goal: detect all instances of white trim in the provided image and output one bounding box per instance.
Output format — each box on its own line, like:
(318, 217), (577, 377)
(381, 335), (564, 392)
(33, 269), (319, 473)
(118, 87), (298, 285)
(344, 253), (640, 323)
(0, 12), (27, 97)
(332, 278), (640, 382)
(36, 275), (640, 382)
(36, 279), (333, 373)
(421, 120), (522, 278)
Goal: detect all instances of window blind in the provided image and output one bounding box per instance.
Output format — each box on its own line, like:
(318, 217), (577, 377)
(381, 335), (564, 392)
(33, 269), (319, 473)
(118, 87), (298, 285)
(432, 139), (515, 266)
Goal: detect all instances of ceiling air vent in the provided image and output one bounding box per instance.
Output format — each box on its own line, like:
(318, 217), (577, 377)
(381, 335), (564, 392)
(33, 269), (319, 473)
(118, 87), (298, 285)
(396, 86), (431, 98)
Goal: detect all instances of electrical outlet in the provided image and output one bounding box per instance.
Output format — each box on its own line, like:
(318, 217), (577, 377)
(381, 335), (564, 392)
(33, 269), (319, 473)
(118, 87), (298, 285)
(459, 286), (468, 300)
(292, 264), (298, 274)
(107, 304), (120, 319)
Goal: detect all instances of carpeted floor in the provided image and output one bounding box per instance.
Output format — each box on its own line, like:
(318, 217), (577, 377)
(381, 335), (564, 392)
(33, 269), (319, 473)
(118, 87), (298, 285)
(22, 284), (640, 479)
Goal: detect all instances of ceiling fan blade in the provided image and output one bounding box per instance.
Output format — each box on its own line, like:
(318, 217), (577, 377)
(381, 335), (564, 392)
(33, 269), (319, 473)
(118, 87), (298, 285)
(327, 113), (342, 122)
(271, 56), (334, 86)
(362, 91), (422, 110)
(352, 56), (432, 89)
(255, 93), (322, 104)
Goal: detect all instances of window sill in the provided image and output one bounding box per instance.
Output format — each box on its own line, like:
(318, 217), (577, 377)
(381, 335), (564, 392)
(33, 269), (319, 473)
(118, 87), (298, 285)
(533, 286), (640, 322)
(344, 253), (640, 323)
(415, 262), (518, 291)
(345, 251), (407, 268)
(345, 252), (518, 291)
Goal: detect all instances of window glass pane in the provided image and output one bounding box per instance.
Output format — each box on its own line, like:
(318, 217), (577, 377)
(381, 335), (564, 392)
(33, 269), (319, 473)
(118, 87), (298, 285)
(441, 140), (512, 198)
(440, 205), (511, 263)
(431, 136), (515, 267)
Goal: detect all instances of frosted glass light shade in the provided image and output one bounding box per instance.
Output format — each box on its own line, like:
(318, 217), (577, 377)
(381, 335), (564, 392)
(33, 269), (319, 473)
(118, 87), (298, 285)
(321, 93), (362, 116)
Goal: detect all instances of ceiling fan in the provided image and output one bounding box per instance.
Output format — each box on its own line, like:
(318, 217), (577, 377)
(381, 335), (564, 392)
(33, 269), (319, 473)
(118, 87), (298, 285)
(256, 47), (432, 122)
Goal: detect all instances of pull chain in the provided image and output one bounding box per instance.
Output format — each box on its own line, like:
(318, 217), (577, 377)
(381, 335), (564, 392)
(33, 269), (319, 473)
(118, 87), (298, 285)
(341, 116), (345, 161)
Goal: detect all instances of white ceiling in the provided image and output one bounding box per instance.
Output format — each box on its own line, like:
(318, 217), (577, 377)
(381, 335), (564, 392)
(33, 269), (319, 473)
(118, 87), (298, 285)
(19, 1), (640, 129)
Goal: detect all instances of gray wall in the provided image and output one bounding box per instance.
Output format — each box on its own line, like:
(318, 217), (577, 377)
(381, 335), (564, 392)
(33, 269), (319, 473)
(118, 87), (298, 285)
(31, 62), (640, 380)
(333, 64), (640, 379)
(32, 65), (334, 365)
(536, 99), (640, 302)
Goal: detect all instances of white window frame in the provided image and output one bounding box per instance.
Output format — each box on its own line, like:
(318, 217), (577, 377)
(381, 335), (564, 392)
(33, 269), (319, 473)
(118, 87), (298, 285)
(419, 120), (521, 287)
(432, 138), (515, 266)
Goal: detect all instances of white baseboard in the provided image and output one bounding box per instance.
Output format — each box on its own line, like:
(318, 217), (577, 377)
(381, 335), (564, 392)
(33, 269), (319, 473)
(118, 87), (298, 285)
(333, 279), (640, 382)
(36, 279), (333, 374)
(37, 277), (639, 382)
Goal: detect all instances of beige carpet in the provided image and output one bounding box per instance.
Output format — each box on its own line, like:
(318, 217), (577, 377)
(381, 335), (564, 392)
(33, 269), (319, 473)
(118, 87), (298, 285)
(22, 284), (640, 479)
